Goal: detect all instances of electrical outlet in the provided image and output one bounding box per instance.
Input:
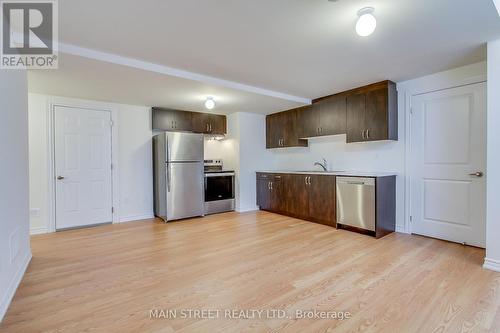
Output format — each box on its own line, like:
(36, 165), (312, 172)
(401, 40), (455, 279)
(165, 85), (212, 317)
(30, 208), (40, 217)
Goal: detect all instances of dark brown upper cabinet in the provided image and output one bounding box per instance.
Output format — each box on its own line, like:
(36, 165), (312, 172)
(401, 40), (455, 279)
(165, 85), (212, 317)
(152, 108), (226, 134)
(266, 80), (397, 148)
(346, 93), (366, 143)
(297, 105), (318, 138)
(297, 95), (346, 138)
(266, 109), (307, 148)
(316, 94), (347, 137)
(152, 107), (193, 132)
(192, 113), (227, 135)
(345, 81), (398, 143)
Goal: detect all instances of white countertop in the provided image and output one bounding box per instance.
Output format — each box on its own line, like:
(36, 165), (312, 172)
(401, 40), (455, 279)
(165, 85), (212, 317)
(256, 170), (396, 177)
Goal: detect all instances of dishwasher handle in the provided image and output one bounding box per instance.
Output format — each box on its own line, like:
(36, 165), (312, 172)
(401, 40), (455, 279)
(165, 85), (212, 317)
(336, 177), (375, 186)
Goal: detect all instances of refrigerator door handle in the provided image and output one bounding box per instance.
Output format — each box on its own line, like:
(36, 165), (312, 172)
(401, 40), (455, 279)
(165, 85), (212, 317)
(166, 137), (171, 192)
(166, 163), (171, 192)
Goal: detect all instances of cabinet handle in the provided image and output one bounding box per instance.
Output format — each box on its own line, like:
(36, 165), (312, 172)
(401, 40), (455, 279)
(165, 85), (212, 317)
(366, 129), (370, 139)
(268, 181), (270, 190)
(361, 130), (365, 139)
(210, 123), (212, 132)
(270, 182), (273, 190)
(171, 120), (174, 129)
(320, 127), (322, 134)
(308, 176), (311, 185)
(305, 177), (308, 185)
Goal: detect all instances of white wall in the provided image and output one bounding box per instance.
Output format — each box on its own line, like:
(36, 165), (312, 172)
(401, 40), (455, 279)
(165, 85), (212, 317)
(237, 112), (274, 211)
(115, 105), (154, 222)
(485, 40), (500, 272)
(28, 94), (50, 233)
(204, 112), (273, 212)
(28, 94), (154, 233)
(0, 71), (32, 321)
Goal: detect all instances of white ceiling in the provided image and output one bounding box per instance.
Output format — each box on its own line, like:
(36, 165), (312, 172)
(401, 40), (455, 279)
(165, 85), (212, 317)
(28, 54), (303, 114)
(29, 0), (500, 114)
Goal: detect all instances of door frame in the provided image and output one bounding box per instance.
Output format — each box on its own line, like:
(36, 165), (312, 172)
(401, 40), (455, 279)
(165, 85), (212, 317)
(401, 71), (486, 235)
(46, 96), (120, 232)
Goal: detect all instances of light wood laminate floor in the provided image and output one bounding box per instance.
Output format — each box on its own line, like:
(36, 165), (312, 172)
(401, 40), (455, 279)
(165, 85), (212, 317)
(1, 211), (499, 332)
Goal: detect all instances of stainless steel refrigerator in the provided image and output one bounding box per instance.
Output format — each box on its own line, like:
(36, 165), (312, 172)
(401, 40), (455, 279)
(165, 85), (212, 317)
(153, 132), (204, 221)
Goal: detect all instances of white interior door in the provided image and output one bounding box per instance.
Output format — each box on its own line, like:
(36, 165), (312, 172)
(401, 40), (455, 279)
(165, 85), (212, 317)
(54, 106), (112, 230)
(410, 82), (486, 247)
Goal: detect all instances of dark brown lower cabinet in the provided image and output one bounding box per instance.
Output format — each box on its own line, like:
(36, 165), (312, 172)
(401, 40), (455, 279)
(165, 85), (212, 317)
(283, 174), (309, 220)
(308, 175), (336, 226)
(256, 174), (271, 210)
(257, 173), (336, 227)
(256, 173), (283, 213)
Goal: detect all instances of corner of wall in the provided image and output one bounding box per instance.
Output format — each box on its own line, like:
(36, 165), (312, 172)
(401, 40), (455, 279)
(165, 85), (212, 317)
(0, 253), (32, 321)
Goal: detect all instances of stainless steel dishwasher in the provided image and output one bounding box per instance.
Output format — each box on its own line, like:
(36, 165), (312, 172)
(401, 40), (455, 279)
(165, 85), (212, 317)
(336, 177), (376, 231)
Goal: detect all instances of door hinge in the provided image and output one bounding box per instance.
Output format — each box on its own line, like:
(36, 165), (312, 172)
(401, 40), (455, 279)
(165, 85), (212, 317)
(410, 106), (413, 115)
(112, 207), (114, 213)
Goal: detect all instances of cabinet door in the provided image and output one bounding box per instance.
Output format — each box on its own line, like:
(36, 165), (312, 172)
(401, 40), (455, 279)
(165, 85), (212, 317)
(270, 175), (284, 212)
(308, 175), (336, 226)
(297, 105), (319, 138)
(173, 111), (193, 131)
(319, 95), (346, 136)
(266, 113), (282, 148)
(346, 93), (366, 143)
(283, 174), (309, 220)
(152, 108), (176, 131)
(365, 88), (388, 141)
(283, 110), (308, 147)
(192, 112), (211, 133)
(256, 175), (271, 210)
(209, 114), (227, 135)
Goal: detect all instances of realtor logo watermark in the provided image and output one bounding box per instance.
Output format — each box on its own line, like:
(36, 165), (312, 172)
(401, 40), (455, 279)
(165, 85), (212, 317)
(1, 0), (58, 69)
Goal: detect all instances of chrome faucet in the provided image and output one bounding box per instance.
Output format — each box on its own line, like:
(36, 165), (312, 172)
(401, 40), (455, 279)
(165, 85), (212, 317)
(314, 158), (328, 172)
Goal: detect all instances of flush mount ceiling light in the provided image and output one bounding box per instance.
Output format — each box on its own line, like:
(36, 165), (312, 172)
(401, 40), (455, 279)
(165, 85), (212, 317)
(356, 7), (376, 37)
(204, 97), (216, 110)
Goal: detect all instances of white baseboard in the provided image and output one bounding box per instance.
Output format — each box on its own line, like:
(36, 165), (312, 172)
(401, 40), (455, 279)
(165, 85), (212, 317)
(0, 252), (32, 322)
(237, 205), (259, 213)
(483, 258), (500, 272)
(118, 213), (155, 223)
(30, 226), (48, 235)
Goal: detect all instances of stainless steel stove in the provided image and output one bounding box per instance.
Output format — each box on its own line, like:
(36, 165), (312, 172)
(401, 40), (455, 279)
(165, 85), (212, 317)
(204, 160), (235, 215)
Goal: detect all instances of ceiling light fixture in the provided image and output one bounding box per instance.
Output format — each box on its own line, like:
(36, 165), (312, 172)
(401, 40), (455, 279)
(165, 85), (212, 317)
(204, 97), (216, 110)
(356, 7), (376, 37)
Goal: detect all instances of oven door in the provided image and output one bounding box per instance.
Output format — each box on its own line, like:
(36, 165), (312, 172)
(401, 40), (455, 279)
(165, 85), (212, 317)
(204, 173), (235, 202)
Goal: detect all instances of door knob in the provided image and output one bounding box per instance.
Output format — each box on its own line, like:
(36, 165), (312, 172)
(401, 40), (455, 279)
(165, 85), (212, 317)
(57, 176), (65, 180)
(469, 171), (484, 177)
